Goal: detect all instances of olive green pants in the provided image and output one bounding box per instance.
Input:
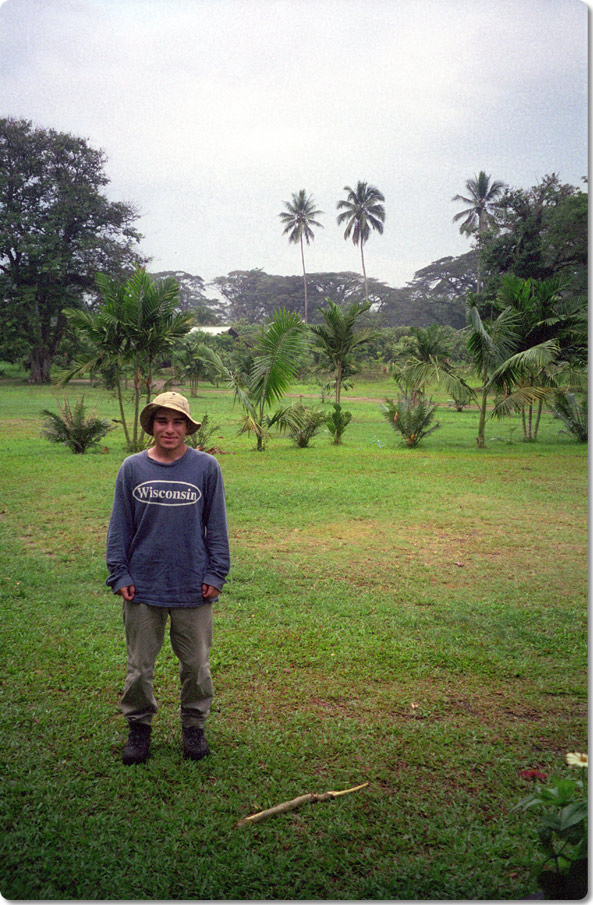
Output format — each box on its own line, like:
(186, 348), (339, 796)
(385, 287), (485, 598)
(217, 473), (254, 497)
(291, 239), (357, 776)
(121, 600), (213, 729)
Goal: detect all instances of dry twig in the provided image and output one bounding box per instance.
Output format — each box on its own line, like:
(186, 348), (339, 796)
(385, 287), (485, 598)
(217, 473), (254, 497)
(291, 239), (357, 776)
(236, 782), (369, 827)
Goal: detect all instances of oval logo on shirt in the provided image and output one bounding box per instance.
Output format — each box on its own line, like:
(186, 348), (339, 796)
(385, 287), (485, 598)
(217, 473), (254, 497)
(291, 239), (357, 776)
(132, 480), (202, 507)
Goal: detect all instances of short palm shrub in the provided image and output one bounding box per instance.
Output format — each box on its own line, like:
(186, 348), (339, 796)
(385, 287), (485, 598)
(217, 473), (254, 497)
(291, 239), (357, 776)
(326, 403), (352, 444)
(274, 403), (326, 448)
(382, 391), (440, 448)
(552, 390), (587, 442)
(186, 413), (223, 452)
(41, 398), (114, 453)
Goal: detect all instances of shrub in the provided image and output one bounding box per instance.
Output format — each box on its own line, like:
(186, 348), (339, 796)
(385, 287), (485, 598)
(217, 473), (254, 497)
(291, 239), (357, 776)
(552, 390), (587, 442)
(186, 413), (223, 451)
(381, 392), (440, 448)
(326, 403), (352, 445)
(41, 398), (114, 453)
(274, 403), (326, 448)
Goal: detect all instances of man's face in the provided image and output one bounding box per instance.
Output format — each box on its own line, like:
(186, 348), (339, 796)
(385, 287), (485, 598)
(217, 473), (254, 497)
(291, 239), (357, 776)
(151, 407), (188, 453)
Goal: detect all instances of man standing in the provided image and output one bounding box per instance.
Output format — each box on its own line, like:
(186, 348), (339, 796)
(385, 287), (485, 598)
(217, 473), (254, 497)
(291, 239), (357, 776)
(106, 392), (230, 765)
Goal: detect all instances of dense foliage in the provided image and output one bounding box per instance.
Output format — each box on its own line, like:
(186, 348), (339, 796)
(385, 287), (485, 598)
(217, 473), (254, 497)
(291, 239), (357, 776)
(0, 118), (143, 381)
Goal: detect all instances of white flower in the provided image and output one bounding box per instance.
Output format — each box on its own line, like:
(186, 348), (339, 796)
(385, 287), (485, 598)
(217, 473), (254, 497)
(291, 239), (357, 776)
(566, 752), (588, 768)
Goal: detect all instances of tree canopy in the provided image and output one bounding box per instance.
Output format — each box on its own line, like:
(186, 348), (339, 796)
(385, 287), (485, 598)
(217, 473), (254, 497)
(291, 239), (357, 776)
(0, 118), (143, 381)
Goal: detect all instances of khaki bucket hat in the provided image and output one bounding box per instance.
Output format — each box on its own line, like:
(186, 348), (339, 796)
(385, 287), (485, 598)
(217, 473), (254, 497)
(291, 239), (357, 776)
(140, 392), (201, 436)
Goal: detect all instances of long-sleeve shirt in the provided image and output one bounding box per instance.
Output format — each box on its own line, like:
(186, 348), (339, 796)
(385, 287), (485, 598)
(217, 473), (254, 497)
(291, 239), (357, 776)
(106, 448), (230, 607)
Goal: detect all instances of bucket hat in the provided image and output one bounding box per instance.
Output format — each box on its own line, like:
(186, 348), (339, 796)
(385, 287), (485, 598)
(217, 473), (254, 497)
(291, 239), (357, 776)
(140, 392), (201, 436)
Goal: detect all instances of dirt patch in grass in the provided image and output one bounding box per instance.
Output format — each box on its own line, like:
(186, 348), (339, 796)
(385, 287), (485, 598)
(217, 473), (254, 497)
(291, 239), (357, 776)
(217, 668), (586, 740)
(235, 514), (586, 597)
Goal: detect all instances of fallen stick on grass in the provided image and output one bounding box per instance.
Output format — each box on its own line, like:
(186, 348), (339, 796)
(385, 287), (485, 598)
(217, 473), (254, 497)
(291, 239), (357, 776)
(236, 782), (369, 827)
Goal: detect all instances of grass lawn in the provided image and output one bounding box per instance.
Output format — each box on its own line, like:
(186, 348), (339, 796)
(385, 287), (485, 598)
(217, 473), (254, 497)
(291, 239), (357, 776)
(0, 374), (587, 900)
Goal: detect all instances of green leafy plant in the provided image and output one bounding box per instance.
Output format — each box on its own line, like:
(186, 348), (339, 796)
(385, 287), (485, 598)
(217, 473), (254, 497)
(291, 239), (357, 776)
(513, 752), (588, 899)
(309, 298), (375, 403)
(381, 392), (440, 448)
(274, 403), (326, 448)
(62, 268), (192, 451)
(326, 403), (352, 444)
(40, 398), (114, 453)
(200, 309), (307, 450)
(186, 413), (222, 451)
(552, 389), (587, 442)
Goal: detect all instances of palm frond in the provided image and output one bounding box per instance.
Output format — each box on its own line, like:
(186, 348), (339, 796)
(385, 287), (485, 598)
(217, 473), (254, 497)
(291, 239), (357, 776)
(487, 339), (560, 389)
(249, 309), (306, 406)
(490, 385), (555, 419)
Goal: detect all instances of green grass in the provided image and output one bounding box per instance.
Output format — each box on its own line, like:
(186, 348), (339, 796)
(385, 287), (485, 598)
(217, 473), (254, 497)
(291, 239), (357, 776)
(0, 375), (587, 900)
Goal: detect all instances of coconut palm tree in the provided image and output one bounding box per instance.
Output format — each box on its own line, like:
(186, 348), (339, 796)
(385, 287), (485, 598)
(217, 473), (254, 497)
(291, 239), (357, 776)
(452, 171), (505, 291)
(279, 190), (323, 323)
(336, 182), (385, 302)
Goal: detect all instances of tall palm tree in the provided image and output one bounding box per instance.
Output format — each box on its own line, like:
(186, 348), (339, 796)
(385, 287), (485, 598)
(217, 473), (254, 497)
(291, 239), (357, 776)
(336, 182), (385, 303)
(279, 190), (323, 323)
(452, 171), (505, 292)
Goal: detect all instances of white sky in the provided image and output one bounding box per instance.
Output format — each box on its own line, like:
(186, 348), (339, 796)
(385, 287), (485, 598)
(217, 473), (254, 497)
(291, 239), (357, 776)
(0, 0), (588, 288)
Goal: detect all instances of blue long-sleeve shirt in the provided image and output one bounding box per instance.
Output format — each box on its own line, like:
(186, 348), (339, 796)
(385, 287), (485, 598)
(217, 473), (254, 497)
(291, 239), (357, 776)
(106, 448), (230, 607)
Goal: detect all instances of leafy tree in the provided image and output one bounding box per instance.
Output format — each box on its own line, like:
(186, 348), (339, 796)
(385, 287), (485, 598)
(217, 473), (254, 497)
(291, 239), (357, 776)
(481, 174), (588, 296)
(0, 118), (143, 382)
(336, 182), (385, 302)
(151, 271), (223, 323)
(401, 252), (478, 328)
(211, 269), (305, 322)
(452, 171), (505, 292)
(309, 299), (375, 403)
(62, 269), (192, 449)
(279, 189), (323, 323)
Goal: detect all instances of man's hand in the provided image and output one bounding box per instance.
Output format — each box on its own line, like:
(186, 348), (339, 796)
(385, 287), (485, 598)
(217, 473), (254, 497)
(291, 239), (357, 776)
(117, 585), (135, 601)
(202, 584), (220, 600)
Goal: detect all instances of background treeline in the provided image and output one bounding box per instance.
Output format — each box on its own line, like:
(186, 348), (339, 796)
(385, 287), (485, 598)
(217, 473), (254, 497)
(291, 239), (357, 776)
(152, 254), (476, 330)
(0, 118), (587, 384)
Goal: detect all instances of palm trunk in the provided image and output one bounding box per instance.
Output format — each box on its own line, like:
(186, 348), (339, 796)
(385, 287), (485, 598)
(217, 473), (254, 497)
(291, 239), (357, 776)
(360, 241), (368, 303)
(132, 359), (142, 448)
(300, 236), (308, 324)
(335, 361), (342, 405)
(476, 213), (484, 295)
(533, 399), (543, 441)
(477, 366), (488, 448)
(115, 365), (131, 448)
(257, 398), (265, 451)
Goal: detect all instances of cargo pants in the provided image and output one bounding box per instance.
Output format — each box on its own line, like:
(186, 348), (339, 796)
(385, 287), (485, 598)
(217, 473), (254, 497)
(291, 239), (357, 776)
(121, 600), (213, 729)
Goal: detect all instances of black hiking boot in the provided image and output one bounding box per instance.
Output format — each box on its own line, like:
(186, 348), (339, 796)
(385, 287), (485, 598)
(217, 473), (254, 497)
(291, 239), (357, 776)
(182, 726), (210, 761)
(122, 723), (151, 765)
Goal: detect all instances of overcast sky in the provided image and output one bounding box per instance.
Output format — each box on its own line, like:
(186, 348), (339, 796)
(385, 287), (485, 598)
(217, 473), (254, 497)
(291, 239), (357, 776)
(0, 0), (588, 289)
